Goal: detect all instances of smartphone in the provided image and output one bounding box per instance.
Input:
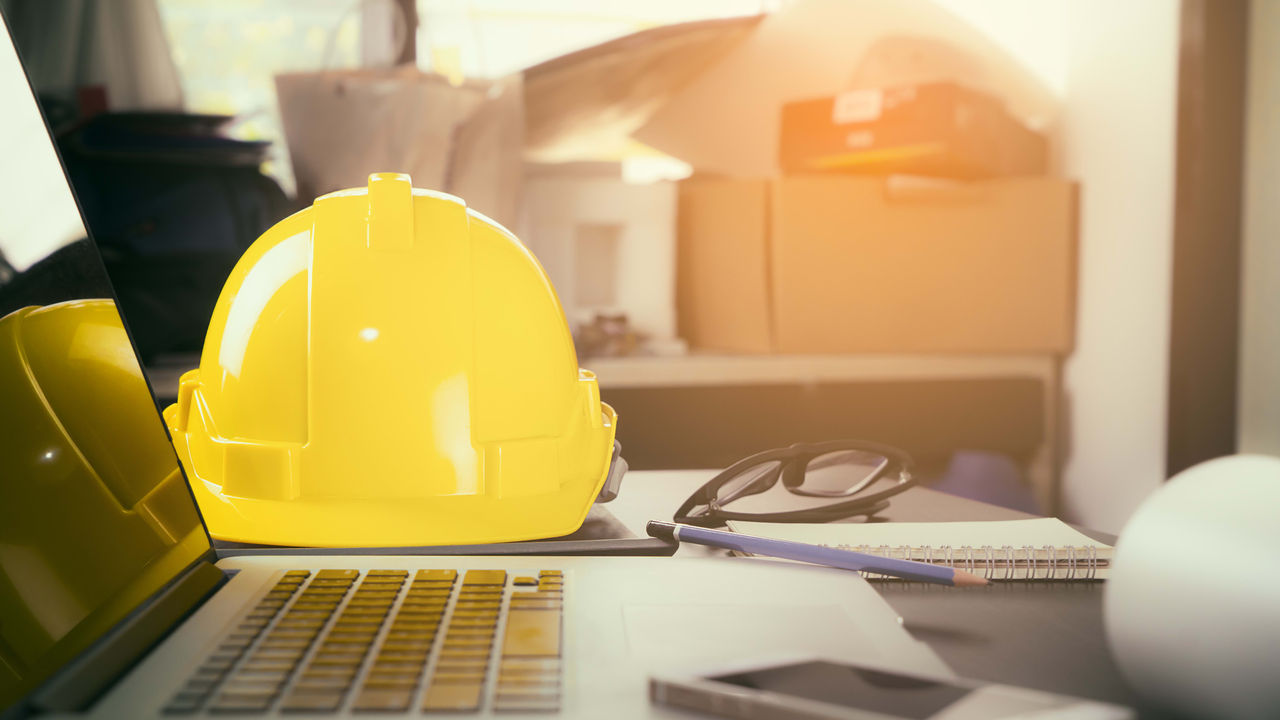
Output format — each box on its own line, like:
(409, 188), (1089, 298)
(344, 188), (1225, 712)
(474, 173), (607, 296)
(650, 656), (1133, 720)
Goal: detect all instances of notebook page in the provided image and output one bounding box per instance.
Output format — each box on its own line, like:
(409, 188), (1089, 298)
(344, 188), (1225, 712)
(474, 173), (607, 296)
(726, 518), (1111, 550)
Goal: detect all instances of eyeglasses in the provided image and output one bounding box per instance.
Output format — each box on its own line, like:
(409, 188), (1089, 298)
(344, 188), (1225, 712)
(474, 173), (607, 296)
(674, 440), (916, 527)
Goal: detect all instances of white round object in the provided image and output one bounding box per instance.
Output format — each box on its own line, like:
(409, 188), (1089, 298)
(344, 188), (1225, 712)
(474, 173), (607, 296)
(1105, 455), (1280, 720)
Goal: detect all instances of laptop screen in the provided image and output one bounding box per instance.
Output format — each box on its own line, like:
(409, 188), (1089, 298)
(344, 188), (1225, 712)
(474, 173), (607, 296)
(0, 13), (212, 710)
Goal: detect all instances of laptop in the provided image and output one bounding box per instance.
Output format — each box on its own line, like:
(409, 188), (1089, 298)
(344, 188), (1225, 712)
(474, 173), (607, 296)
(0, 13), (943, 719)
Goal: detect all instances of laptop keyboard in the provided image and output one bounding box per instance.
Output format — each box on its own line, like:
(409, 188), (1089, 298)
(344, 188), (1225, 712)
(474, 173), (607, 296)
(162, 569), (564, 714)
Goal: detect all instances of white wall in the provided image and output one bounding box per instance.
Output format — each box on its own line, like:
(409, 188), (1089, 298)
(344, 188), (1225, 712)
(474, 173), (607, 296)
(1238, 0), (1280, 456)
(936, 0), (1180, 533)
(519, 168), (680, 346)
(1058, 1), (1180, 533)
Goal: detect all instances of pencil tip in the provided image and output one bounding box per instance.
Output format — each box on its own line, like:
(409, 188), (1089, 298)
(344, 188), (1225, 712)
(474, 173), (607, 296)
(952, 569), (989, 587)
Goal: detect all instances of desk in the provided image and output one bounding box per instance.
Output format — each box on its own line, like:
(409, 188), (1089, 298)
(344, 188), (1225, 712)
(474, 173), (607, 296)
(609, 470), (1143, 711)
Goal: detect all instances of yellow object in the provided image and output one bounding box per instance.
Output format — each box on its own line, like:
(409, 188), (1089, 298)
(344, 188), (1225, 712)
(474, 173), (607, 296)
(0, 300), (203, 708)
(164, 173), (619, 547)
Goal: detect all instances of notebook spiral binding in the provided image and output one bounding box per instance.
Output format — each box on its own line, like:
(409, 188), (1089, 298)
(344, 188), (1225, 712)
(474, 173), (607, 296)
(836, 543), (1110, 581)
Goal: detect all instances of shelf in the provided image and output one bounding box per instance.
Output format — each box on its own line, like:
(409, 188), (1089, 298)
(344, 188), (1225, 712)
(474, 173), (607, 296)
(146, 351), (1060, 399)
(584, 352), (1058, 389)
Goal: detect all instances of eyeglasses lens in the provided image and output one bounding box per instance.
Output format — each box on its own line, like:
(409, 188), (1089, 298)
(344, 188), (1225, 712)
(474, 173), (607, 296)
(797, 449), (890, 497)
(713, 460), (784, 506)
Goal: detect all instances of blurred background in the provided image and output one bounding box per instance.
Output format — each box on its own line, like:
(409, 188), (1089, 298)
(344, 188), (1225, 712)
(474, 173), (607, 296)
(1, 0), (1274, 534)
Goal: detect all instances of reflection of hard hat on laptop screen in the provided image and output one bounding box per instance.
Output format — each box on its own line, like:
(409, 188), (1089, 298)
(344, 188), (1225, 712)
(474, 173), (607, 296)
(163, 173), (623, 547)
(1, 300), (200, 558)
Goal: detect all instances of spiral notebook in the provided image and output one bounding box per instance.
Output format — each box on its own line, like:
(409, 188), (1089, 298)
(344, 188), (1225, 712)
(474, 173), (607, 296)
(726, 518), (1113, 581)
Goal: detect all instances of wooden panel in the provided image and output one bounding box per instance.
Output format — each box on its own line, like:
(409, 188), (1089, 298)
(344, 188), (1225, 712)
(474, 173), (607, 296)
(1166, 0), (1248, 476)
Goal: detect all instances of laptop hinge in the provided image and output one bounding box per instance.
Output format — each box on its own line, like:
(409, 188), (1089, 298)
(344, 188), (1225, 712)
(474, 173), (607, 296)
(23, 554), (225, 716)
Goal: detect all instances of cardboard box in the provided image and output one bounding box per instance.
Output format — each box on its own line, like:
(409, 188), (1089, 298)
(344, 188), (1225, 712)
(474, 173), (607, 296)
(676, 180), (773, 352)
(778, 83), (1047, 179)
(678, 176), (1077, 353)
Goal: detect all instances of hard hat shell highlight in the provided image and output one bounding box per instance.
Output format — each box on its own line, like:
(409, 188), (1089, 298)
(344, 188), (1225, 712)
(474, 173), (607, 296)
(164, 173), (618, 546)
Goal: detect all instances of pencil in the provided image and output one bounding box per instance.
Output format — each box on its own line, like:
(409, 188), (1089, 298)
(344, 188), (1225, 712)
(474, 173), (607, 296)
(647, 520), (989, 587)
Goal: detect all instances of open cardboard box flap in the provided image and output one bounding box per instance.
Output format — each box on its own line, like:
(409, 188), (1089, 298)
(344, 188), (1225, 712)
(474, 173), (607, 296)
(636, 0), (1059, 177)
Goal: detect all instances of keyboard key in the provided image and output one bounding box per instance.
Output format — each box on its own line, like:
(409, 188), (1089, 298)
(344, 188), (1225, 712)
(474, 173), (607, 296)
(376, 652), (430, 665)
(310, 653), (365, 666)
(333, 625), (381, 637)
(239, 659), (297, 673)
(252, 648), (305, 661)
(395, 615), (444, 625)
(301, 585), (345, 593)
(290, 678), (348, 693)
(161, 690), (207, 714)
(220, 679), (283, 695)
(502, 610), (561, 657)
(438, 648), (490, 660)
(307, 581), (356, 589)
(291, 599), (340, 608)
(421, 682), (483, 712)
(195, 662), (233, 675)
(350, 591), (399, 600)
(233, 669), (290, 683)
(453, 609), (500, 617)
(443, 638), (493, 651)
(498, 668), (559, 683)
(379, 643), (433, 656)
(493, 697), (561, 713)
(319, 644), (372, 656)
(498, 658), (559, 672)
(265, 629), (321, 640)
(258, 639), (311, 651)
(334, 615), (382, 625)
(449, 618), (498, 629)
(415, 569), (458, 582)
(352, 687), (414, 712)
(509, 600), (561, 611)
(495, 684), (560, 700)
(182, 676), (221, 693)
(208, 691), (274, 712)
(436, 660), (489, 673)
(278, 691), (344, 713)
(512, 576), (539, 586)
(299, 667), (359, 680)
(315, 569), (360, 580)
(275, 618), (327, 628)
(498, 678), (558, 693)
(462, 569), (506, 586)
(434, 670), (487, 683)
(362, 675), (420, 689)
(381, 632), (435, 643)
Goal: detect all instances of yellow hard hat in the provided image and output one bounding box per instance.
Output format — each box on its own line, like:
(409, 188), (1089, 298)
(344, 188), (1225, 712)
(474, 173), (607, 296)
(163, 173), (622, 547)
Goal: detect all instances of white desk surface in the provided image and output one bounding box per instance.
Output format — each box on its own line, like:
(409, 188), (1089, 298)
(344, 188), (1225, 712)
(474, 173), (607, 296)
(608, 470), (1140, 711)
